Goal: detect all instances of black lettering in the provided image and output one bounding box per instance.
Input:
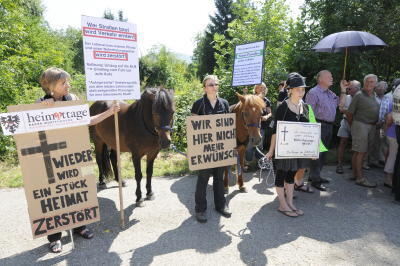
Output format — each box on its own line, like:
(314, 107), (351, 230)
(46, 217), (54, 230)
(52, 156), (65, 168)
(54, 215), (62, 227)
(85, 208), (92, 219)
(76, 211), (84, 222)
(191, 156), (197, 165)
(40, 198), (53, 214)
(33, 218), (46, 236)
(91, 206), (99, 218)
(61, 213), (70, 225)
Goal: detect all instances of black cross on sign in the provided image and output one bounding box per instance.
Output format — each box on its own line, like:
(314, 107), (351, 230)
(281, 126), (288, 142)
(21, 131), (67, 184)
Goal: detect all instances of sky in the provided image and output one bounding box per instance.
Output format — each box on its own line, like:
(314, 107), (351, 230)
(42, 0), (304, 57)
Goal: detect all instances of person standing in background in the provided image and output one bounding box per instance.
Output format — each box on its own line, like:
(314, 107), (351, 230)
(305, 70), (347, 191)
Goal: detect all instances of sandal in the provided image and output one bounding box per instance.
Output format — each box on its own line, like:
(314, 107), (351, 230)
(355, 178), (377, 188)
(75, 228), (94, 239)
(294, 183), (314, 193)
(278, 209), (298, 217)
(49, 240), (62, 253)
(336, 164), (344, 174)
(291, 208), (304, 216)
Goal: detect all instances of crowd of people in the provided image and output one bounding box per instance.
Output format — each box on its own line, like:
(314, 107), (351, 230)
(30, 68), (400, 252)
(238, 70), (400, 218)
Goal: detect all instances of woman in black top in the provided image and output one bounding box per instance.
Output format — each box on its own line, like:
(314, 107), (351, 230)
(190, 75), (231, 223)
(266, 73), (310, 218)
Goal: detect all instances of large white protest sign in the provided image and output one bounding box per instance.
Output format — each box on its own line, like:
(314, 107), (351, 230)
(8, 102), (99, 239)
(186, 114), (237, 171)
(232, 41), (265, 87)
(0, 104), (90, 136)
(82, 16), (140, 100)
(275, 121), (320, 159)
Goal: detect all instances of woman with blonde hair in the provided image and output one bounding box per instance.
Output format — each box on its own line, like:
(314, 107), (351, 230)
(37, 67), (120, 253)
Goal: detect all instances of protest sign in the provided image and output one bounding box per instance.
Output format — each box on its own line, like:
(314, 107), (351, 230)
(275, 121), (321, 159)
(8, 102), (100, 239)
(82, 15), (140, 100)
(186, 114), (237, 171)
(0, 104), (90, 136)
(231, 40), (265, 87)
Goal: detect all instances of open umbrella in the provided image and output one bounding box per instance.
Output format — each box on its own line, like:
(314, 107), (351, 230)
(311, 31), (388, 79)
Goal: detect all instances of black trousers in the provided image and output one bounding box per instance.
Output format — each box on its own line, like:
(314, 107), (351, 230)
(309, 122), (333, 183)
(47, 225), (86, 242)
(195, 167), (226, 213)
(393, 126), (400, 202)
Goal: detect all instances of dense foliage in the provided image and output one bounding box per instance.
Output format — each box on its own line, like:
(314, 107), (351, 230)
(2, 0), (400, 162)
(289, 0), (400, 88)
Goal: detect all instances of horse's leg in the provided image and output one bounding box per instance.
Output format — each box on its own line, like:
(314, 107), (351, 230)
(132, 155), (144, 207)
(238, 145), (248, 193)
(93, 139), (107, 188)
(109, 149), (126, 187)
(145, 151), (158, 200)
(223, 167), (229, 194)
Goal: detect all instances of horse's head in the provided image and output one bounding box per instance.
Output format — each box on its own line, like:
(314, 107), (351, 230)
(236, 92), (266, 147)
(146, 88), (175, 149)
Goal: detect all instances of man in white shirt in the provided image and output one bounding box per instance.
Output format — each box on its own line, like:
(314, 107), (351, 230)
(336, 80), (360, 174)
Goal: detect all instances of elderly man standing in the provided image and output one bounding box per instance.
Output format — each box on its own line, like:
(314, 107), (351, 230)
(336, 80), (361, 174)
(305, 70), (347, 191)
(368, 81), (388, 168)
(347, 74), (380, 188)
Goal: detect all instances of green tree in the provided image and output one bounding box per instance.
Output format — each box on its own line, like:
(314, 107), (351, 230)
(193, 0), (236, 79)
(213, 0), (293, 103)
(289, 0), (400, 86)
(0, 0), (79, 160)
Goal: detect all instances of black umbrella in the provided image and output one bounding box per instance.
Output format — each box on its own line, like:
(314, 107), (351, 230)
(311, 31), (388, 79)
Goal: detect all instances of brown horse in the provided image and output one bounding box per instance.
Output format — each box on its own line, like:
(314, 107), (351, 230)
(224, 93), (266, 193)
(89, 88), (175, 206)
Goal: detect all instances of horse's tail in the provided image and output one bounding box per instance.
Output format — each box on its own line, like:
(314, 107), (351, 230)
(101, 144), (113, 178)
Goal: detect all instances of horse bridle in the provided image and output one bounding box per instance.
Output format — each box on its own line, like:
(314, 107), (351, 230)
(241, 111), (261, 128)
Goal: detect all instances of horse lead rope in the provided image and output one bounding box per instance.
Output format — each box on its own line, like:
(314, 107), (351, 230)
(255, 147), (276, 186)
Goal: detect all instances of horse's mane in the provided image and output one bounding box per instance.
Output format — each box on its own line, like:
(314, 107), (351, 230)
(142, 88), (175, 112)
(235, 94), (265, 111)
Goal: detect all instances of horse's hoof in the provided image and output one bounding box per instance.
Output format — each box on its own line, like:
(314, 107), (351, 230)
(224, 187), (229, 194)
(239, 186), (248, 193)
(98, 182), (107, 189)
(145, 192), (155, 201)
(136, 200), (145, 207)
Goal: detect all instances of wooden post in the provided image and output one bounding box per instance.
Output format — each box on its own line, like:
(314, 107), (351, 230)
(342, 47), (348, 80)
(114, 100), (125, 228)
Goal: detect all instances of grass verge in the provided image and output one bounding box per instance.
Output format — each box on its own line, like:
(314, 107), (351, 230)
(0, 151), (190, 188)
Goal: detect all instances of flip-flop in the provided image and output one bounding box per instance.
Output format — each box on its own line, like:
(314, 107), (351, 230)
(294, 183), (314, 193)
(49, 240), (62, 253)
(278, 209), (298, 217)
(291, 208), (304, 216)
(356, 178), (377, 188)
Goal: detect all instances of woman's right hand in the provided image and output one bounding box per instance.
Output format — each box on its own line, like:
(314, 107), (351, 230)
(265, 151), (273, 160)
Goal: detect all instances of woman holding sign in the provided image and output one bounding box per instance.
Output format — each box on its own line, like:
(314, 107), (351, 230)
(265, 73), (311, 218)
(37, 67), (120, 253)
(190, 75), (231, 223)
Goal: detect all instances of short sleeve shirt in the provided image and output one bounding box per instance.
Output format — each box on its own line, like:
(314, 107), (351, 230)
(347, 90), (380, 124)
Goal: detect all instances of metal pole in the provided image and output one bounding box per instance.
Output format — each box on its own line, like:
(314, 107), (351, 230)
(114, 100), (125, 228)
(69, 229), (75, 249)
